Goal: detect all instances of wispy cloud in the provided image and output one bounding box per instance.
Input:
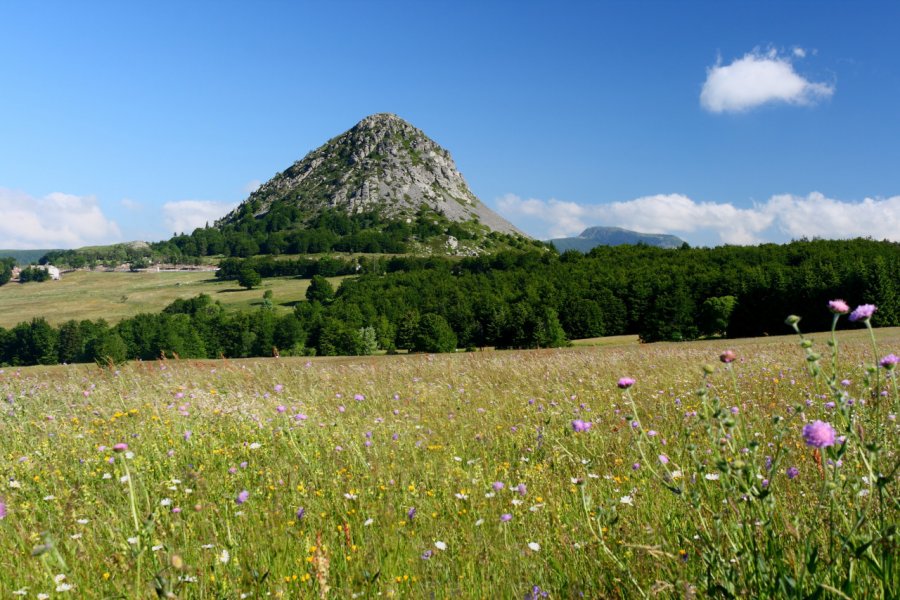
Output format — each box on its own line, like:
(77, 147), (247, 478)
(0, 188), (122, 249)
(498, 192), (900, 246)
(701, 48), (834, 113)
(120, 198), (142, 211)
(162, 200), (237, 235)
(242, 180), (262, 194)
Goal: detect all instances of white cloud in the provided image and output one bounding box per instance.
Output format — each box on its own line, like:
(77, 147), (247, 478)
(497, 192), (900, 246)
(0, 188), (122, 249)
(701, 48), (834, 113)
(242, 179), (262, 194)
(162, 200), (237, 234)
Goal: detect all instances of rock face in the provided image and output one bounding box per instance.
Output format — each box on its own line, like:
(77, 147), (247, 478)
(219, 113), (525, 237)
(549, 226), (686, 252)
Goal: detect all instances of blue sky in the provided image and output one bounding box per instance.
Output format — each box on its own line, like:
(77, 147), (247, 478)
(1, 1), (898, 248)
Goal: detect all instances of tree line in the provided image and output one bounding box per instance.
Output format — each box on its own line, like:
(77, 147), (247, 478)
(3, 238), (900, 366)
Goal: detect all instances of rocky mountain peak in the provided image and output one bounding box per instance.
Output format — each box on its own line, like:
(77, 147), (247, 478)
(218, 114), (525, 238)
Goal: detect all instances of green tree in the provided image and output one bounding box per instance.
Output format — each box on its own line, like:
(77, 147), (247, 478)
(306, 275), (335, 304)
(413, 313), (457, 353)
(238, 267), (262, 290)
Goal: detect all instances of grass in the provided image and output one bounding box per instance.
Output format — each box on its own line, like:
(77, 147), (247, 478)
(0, 320), (897, 598)
(0, 272), (347, 328)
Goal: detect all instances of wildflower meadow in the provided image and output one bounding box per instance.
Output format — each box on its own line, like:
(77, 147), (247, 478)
(0, 303), (897, 598)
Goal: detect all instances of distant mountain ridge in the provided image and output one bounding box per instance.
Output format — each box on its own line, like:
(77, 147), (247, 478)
(549, 226), (685, 251)
(0, 249), (55, 265)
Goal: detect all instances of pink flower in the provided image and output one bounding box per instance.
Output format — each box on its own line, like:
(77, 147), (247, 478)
(0, 497), (6, 519)
(849, 304), (877, 322)
(879, 354), (899, 369)
(828, 299), (850, 314)
(112, 443), (128, 453)
(236, 490), (250, 504)
(802, 420), (836, 448)
(658, 454), (670, 465)
(617, 377), (635, 389)
(719, 350), (736, 363)
(571, 419), (592, 432)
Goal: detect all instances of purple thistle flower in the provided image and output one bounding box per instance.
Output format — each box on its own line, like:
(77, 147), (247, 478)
(236, 490), (250, 504)
(500, 513), (513, 522)
(786, 467), (799, 479)
(828, 299), (850, 314)
(571, 419), (592, 432)
(879, 354), (899, 369)
(617, 377), (635, 389)
(849, 304), (877, 322)
(803, 420), (836, 448)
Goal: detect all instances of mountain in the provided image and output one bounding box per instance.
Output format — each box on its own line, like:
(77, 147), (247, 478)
(549, 226), (686, 252)
(216, 113), (531, 255)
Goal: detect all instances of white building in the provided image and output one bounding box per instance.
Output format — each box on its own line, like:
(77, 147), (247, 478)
(37, 264), (62, 280)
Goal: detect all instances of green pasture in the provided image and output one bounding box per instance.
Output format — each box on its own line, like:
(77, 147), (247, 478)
(0, 271), (346, 328)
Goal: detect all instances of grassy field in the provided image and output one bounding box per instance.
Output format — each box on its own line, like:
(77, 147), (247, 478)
(0, 317), (896, 598)
(0, 271), (347, 328)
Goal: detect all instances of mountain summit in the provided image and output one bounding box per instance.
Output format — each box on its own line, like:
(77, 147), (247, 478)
(218, 113), (525, 241)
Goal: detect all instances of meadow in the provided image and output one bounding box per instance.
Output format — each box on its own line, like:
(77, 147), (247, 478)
(0, 313), (897, 598)
(0, 271), (347, 328)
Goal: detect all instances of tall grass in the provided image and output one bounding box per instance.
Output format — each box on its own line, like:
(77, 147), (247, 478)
(0, 313), (896, 597)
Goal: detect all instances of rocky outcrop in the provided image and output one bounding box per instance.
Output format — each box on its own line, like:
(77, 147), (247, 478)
(219, 113), (525, 237)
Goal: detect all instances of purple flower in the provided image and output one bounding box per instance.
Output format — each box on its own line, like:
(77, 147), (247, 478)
(183, 430), (192, 441)
(276, 405), (286, 413)
(571, 419), (592, 432)
(786, 467), (799, 480)
(421, 549), (433, 560)
(354, 394), (365, 401)
(516, 483), (527, 496)
(828, 299), (850, 314)
(803, 420), (836, 448)
(632, 462), (640, 471)
(500, 513), (513, 522)
(407, 507), (416, 521)
(112, 443), (128, 453)
(236, 490), (250, 504)
(849, 304), (877, 322)
(492, 481), (505, 491)
(879, 354), (899, 369)
(617, 377), (635, 389)
(274, 384), (284, 393)
(0, 497), (6, 519)
(296, 507), (305, 519)
(658, 454), (670, 465)
(719, 350), (736, 363)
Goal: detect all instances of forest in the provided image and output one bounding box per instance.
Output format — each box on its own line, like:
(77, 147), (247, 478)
(2, 237), (899, 366)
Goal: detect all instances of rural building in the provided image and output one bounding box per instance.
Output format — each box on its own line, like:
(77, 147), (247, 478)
(37, 264), (62, 280)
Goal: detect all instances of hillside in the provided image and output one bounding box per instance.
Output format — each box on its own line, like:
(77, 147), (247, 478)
(0, 249), (54, 265)
(549, 226), (685, 251)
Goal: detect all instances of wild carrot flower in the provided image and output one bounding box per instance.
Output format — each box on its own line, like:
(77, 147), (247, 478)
(849, 304), (877, 322)
(617, 377), (635, 389)
(803, 420), (836, 448)
(828, 299), (850, 314)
